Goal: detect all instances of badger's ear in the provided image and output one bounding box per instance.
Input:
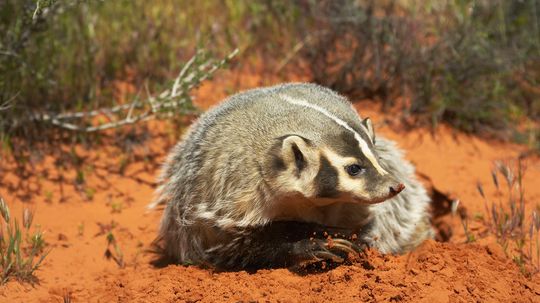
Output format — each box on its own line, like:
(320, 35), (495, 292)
(362, 117), (376, 144)
(281, 135), (311, 173)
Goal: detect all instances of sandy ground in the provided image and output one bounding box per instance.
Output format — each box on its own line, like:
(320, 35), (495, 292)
(1, 70), (539, 302)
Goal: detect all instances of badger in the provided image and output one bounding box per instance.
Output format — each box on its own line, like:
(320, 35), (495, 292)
(149, 83), (433, 270)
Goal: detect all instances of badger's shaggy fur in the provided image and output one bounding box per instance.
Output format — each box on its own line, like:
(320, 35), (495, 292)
(150, 83), (433, 270)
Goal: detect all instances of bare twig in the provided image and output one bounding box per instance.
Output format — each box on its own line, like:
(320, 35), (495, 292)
(32, 49), (238, 132)
(0, 92), (20, 111)
(33, 0), (58, 21)
(0, 50), (20, 58)
(0, 102), (11, 112)
(276, 34), (312, 72)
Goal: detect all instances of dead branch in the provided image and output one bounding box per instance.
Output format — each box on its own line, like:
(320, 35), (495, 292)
(0, 92), (19, 112)
(33, 49), (238, 132)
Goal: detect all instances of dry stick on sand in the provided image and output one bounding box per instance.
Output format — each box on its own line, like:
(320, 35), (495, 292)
(33, 49), (239, 132)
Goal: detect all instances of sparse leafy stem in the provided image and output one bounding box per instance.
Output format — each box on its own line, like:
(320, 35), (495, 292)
(44, 191), (53, 203)
(75, 170), (85, 185)
(477, 159), (539, 276)
(0, 197), (49, 284)
(83, 187), (96, 201)
(77, 222), (84, 237)
(110, 201), (123, 214)
(104, 232), (124, 268)
(453, 199), (475, 243)
(462, 217), (475, 243)
(118, 156), (129, 175)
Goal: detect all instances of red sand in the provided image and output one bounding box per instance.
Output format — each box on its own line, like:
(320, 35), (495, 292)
(1, 71), (539, 302)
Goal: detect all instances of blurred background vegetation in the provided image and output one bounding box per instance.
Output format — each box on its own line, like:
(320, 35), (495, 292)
(1, 0), (539, 151)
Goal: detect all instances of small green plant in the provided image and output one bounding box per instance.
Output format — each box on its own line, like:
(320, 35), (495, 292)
(83, 187), (96, 201)
(473, 213), (484, 221)
(452, 199), (475, 243)
(75, 169), (85, 185)
(461, 217), (476, 244)
(110, 201), (123, 214)
(477, 159), (540, 276)
(44, 190), (53, 203)
(0, 197), (49, 284)
(118, 156), (129, 175)
(104, 232), (124, 268)
(77, 222), (84, 237)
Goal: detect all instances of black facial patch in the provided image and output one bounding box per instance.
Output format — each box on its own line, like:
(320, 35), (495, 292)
(315, 155), (339, 198)
(334, 131), (363, 159)
(325, 131), (379, 174)
(268, 141), (286, 174)
(271, 155), (286, 171)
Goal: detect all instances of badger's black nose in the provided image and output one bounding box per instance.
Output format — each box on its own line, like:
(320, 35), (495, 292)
(389, 183), (405, 196)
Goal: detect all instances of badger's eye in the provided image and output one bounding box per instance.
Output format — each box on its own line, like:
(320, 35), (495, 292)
(345, 164), (365, 176)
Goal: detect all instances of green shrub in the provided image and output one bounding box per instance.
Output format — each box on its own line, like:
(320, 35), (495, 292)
(299, 0), (540, 140)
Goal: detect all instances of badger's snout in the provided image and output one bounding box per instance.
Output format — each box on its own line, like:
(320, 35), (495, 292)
(389, 183), (405, 196)
(360, 177), (405, 204)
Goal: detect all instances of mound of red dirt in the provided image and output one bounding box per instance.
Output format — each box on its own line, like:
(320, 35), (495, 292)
(90, 241), (538, 303)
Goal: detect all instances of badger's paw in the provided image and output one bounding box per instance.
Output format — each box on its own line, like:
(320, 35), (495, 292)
(292, 238), (362, 265)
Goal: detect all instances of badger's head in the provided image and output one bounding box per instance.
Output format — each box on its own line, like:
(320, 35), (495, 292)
(267, 117), (404, 206)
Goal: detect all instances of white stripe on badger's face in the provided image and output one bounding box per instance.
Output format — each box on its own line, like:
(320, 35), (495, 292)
(280, 94), (388, 175)
(349, 104), (374, 142)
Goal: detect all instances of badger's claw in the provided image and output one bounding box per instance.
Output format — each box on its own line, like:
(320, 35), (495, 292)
(292, 238), (361, 266)
(326, 238), (358, 256)
(311, 250), (344, 263)
(336, 238), (364, 251)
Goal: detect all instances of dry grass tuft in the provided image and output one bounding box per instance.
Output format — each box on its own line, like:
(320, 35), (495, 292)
(0, 197), (49, 284)
(477, 159), (539, 276)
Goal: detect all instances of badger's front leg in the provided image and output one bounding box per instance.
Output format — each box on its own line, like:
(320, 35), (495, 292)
(203, 221), (363, 270)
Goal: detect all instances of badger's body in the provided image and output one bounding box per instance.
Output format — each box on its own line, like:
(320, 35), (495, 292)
(151, 83), (433, 270)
